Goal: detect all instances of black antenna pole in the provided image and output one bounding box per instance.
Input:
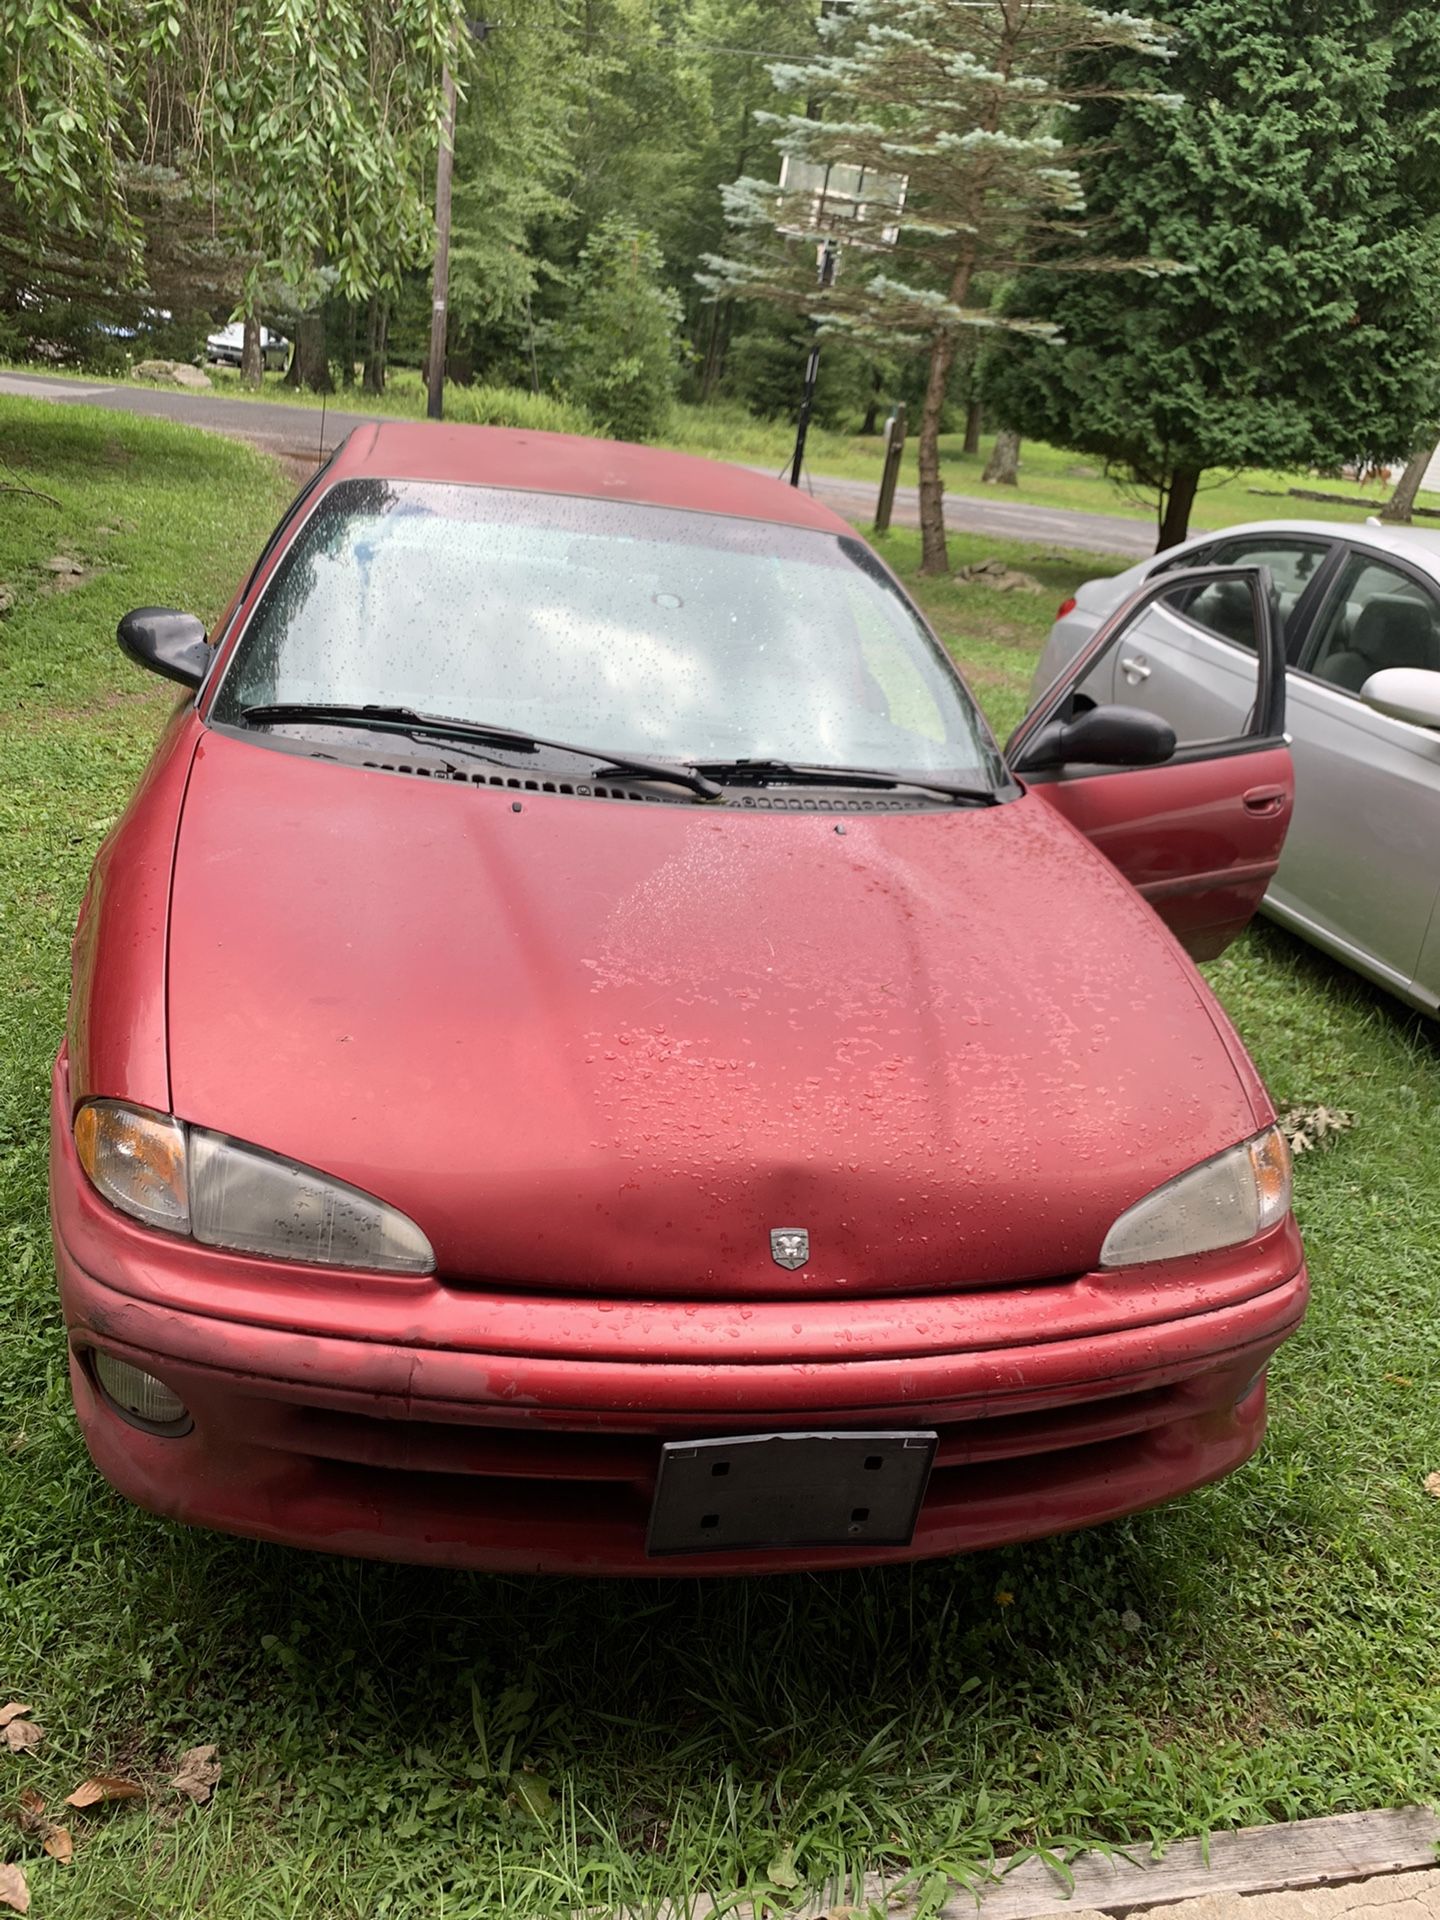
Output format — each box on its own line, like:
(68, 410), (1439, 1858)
(317, 390), (327, 472)
(789, 238), (838, 488)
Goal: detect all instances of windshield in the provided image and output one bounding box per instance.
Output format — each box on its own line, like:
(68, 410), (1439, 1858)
(211, 478), (1004, 786)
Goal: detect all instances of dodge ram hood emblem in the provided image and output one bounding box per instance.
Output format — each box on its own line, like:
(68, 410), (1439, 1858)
(770, 1228), (810, 1270)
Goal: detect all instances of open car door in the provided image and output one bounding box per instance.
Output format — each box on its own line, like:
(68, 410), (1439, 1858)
(1006, 566), (1291, 962)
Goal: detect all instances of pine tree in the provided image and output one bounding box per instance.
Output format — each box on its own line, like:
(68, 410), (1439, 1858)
(701, 0), (1177, 573)
(548, 217), (685, 441)
(984, 0), (1440, 550)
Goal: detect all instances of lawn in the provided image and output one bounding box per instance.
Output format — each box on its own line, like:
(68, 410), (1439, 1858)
(13, 360), (1440, 536)
(2, 396), (1439, 1920)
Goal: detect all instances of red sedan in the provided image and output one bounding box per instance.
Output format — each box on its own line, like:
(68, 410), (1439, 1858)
(51, 424), (1306, 1574)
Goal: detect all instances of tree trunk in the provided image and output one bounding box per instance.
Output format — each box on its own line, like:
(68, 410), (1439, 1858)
(1156, 464), (1202, 550)
(860, 366), (884, 437)
(288, 306), (332, 393)
(362, 295), (389, 395)
(341, 301), (357, 388)
(963, 399), (983, 457)
(1379, 435), (1440, 524)
(699, 301), (722, 401)
(240, 306), (263, 389)
(916, 249), (976, 576)
(917, 328), (960, 575)
(983, 428), (1021, 486)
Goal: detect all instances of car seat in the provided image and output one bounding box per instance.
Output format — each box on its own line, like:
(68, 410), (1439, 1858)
(1187, 579), (1256, 647)
(1319, 595), (1440, 692)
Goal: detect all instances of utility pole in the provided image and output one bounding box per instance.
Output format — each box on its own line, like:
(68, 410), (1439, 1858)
(426, 60), (459, 421)
(427, 21), (489, 422)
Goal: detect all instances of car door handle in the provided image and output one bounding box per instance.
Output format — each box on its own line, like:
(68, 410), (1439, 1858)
(1120, 655), (1151, 684)
(1242, 784), (1288, 816)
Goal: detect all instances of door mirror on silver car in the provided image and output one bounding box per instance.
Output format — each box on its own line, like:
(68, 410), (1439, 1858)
(1361, 667), (1440, 731)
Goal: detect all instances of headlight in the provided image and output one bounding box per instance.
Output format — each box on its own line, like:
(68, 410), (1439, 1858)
(74, 1101), (433, 1274)
(1100, 1125), (1292, 1269)
(73, 1103), (189, 1235)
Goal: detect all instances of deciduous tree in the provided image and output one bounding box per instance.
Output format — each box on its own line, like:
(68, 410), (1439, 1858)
(0, 0), (467, 389)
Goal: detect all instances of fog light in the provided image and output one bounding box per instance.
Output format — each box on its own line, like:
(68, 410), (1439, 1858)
(91, 1352), (189, 1432)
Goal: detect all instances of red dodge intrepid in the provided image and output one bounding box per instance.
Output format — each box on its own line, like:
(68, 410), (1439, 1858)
(51, 424), (1307, 1574)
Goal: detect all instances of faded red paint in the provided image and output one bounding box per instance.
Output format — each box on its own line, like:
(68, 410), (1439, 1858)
(158, 730), (1274, 1298)
(50, 425), (1308, 1574)
(1029, 744), (1294, 960)
(53, 1056), (1306, 1573)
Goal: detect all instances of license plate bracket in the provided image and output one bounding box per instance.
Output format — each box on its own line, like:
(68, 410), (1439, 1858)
(646, 1430), (937, 1557)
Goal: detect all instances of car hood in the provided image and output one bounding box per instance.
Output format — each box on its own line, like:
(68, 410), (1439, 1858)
(166, 731), (1261, 1297)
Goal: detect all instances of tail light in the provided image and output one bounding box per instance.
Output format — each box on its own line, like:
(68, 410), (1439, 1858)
(1056, 596), (1078, 619)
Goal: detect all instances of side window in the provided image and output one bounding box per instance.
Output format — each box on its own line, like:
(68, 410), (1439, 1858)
(1165, 539), (1328, 652)
(1013, 566), (1282, 766)
(1306, 555), (1440, 694)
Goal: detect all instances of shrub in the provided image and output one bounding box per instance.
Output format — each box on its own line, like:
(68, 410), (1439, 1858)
(442, 383), (598, 436)
(547, 219), (685, 443)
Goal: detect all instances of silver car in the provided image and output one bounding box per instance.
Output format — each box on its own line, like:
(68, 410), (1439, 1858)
(205, 323), (290, 372)
(1032, 519), (1440, 1017)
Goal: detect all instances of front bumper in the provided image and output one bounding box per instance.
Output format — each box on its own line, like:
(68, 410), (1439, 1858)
(51, 1057), (1308, 1575)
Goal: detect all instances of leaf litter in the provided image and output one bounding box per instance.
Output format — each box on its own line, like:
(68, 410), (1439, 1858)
(1277, 1105), (1356, 1154)
(16, 1791), (74, 1867)
(169, 1746), (221, 1805)
(65, 1776), (144, 1810)
(1, 1727), (41, 1759)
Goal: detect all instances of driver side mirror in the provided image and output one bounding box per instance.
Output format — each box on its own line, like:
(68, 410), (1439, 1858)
(1361, 667), (1440, 731)
(117, 608), (211, 688)
(1015, 703), (1178, 774)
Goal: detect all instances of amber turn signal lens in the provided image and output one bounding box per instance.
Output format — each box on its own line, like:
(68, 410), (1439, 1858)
(74, 1102), (189, 1234)
(1248, 1126), (1293, 1224)
(1100, 1124), (1293, 1268)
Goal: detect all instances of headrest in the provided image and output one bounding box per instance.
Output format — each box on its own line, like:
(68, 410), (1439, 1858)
(1353, 595), (1436, 670)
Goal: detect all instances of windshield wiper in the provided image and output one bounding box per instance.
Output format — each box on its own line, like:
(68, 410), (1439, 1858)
(238, 703), (723, 801)
(696, 757), (1000, 805)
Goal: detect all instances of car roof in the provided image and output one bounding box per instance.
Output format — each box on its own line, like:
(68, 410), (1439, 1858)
(323, 421), (853, 536)
(1182, 517), (1440, 568)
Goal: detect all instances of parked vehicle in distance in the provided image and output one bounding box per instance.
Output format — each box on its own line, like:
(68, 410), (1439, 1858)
(1033, 519), (1440, 1016)
(204, 322), (289, 372)
(51, 425), (1306, 1575)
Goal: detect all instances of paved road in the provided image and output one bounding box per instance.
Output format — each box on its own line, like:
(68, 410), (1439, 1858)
(0, 368), (1154, 560)
(741, 462), (1154, 558)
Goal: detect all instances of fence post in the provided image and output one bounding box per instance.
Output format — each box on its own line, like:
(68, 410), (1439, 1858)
(874, 403), (907, 533)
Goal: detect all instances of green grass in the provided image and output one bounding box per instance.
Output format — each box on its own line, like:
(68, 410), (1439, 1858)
(14, 360), (1438, 535)
(3, 397), (1439, 1918)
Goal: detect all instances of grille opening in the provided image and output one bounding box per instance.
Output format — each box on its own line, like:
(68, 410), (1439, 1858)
(260, 1371), (1209, 1495)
